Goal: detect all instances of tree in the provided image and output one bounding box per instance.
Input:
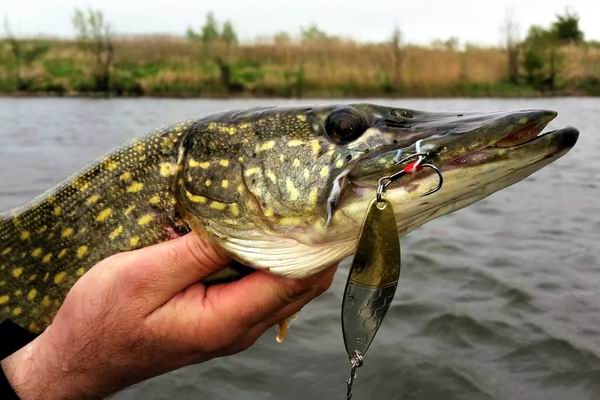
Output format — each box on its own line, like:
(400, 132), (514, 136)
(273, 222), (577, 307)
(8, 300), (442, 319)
(300, 23), (329, 43)
(522, 25), (560, 90)
(273, 31), (291, 45)
(187, 13), (238, 46)
(390, 25), (404, 90)
(3, 17), (49, 91)
(72, 8), (114, 93)
(200, 13), (220, 44)
(501, 9), (521, 84)
(221, 21), (237, 45)
(552, 9), (584, 43)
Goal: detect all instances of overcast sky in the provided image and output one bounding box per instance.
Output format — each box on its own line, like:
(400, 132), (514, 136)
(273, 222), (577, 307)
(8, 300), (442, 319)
(2, 0), (599, 45)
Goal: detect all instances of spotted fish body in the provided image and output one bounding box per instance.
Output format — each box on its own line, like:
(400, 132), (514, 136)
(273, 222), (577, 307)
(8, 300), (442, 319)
(0, 104), (578, 334)
(0, 106), (349, 332)
(0, 123), (189, 332)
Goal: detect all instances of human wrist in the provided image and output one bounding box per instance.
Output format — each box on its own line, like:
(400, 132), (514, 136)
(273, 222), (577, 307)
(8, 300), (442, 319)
(0, 330), (99, 400)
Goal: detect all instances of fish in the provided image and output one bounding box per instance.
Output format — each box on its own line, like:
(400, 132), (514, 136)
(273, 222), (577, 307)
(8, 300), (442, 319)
(0, 104), (578, 334)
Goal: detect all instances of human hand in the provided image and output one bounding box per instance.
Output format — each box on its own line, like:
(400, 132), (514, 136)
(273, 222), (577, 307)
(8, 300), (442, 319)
(1, 233), (336, 399)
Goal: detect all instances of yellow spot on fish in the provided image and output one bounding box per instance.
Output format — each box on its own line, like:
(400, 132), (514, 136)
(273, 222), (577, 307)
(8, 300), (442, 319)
(41, 296), (51, 307)
(124, 205), (135, 216)
(58, 249), (68, 259)
(336, 159), (344, 168)
(14, 289), (21, 296)
(42, 253), (52, 264)
(20, 231), (30, 240)
(279, 217), (302, 225)
(296, 114), (307, 122)
(310, 140), (321, 156)
(134, 142), (144, 153)
(27, 289), (37, 301)
(286, 178), (300, 201)
(230, 203), (240, 216)
(76, 246), (89, 259)
(149, 195), (160, 205)
(11, 268), (23, 278)
(245, 167), (261, 177)
(31, 248), (43, 258)
(96, 208), (113, 222)
(78, 182), (90, 192)
(12, 307), (22, 316)
(185, 191), (206, 204)
(221, 180), (229, 188)
(76, 267), (85, 276)
(0, 295), (9, 304)
(257, 140), (276, 152)
(52, 206), (62, 216)
(54, 272), (67, 284)
(62, 227), (74, 238)
(320, 166), (330, 178)
(138, 214), (154, 226)
(279, 154), (285, 162)
(127, 181), (144, 193)
(205, 179), (212, 187)
(2, 247), (12, 255)
(28, 274), (37, 282)
(28, 322), (39, 333)
(189, 159), (210, 169)
(159, 162), (176, 176)
(106, 160), (119, 171)
(303, 168), (310, 180)
(37, 225), (47, 234)
(86, 195), (100, 205)
(219, 159), (230, 167)
(210, 201), (227, 210)
(238, 156), (245, 163)
(264, 207), (274, 218)
(266, 171), (277, 183)
(292, 159), (301, 167)
(130, 236), (140, 246)
(287, 140), (303, 147)
(109, 225), (123, 240)
(309, 188), (318, 207)
(119, 172), (132, 182)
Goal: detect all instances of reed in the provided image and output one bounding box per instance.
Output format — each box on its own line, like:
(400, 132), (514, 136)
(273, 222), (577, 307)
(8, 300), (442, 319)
(0, 36), (597, 97)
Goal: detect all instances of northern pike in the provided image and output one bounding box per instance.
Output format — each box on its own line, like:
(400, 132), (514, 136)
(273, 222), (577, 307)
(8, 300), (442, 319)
(0, 104), (578, 333)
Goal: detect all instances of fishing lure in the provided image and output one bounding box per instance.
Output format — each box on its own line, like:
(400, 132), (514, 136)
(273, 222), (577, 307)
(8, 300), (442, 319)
(342, 151), (443, 399)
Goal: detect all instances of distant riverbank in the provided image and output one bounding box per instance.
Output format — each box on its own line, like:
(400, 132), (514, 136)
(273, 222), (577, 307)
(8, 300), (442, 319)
(1, 36), (599, 98)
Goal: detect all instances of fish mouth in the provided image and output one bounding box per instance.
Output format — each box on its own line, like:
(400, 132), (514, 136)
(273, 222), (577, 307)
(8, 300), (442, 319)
(348, 109), (579, 188)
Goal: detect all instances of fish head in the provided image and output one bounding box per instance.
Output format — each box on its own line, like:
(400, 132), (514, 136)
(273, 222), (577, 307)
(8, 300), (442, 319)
(176, 104), (578, 277)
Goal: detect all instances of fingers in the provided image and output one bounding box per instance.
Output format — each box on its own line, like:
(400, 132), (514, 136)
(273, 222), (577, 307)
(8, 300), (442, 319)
(120, 232), (231, 300)
(199, 264), (337, 338)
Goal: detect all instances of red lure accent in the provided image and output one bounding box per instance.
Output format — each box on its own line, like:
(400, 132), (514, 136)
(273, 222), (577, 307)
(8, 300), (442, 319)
(403, 160), (423, 174)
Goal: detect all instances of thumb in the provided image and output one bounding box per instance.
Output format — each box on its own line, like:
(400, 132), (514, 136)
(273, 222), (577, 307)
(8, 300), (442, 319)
(123, 232), (232, 299)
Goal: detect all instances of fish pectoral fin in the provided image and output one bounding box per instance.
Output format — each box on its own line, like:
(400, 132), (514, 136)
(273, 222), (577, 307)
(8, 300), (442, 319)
(276, 311), (301, 343)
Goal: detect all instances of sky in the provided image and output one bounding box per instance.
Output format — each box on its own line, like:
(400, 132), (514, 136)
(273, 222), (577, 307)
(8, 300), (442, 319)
(2, 0), (599, 45)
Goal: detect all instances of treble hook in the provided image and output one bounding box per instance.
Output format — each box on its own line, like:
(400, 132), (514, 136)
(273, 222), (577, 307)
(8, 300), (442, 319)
(376, 152), (444, 202)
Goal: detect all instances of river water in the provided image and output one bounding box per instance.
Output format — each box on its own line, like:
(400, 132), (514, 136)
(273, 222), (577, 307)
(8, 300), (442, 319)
(0, 97), (598, 400)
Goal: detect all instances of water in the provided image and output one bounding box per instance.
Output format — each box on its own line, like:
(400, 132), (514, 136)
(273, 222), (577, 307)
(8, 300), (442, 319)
(1, 97), (598, 399)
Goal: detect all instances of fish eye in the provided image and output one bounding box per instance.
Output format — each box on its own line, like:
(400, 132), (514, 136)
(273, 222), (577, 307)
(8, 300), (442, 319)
(324, 108), (368, 144)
